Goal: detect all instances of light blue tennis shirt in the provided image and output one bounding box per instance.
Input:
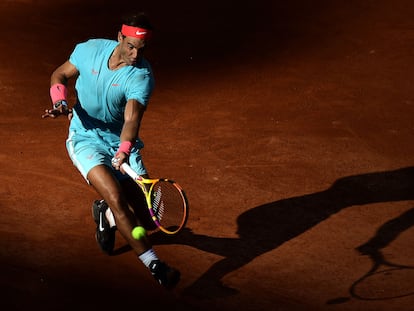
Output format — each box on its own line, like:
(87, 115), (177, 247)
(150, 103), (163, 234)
(69, 39), (154, 135)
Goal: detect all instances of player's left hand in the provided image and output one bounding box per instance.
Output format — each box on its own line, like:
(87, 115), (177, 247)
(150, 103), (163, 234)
(41, 100), (73, 120)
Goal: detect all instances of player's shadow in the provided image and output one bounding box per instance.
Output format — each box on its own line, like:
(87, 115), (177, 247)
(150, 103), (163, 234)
(352, 207), (414, 298)
(327, 206), (414, 304)
(150, 166), (414, 299)
(355, 206), (414, 257)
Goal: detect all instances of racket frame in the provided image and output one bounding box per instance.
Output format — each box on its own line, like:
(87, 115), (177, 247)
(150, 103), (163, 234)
(350, 256), (414, 300)
(121, 162), (188, 234)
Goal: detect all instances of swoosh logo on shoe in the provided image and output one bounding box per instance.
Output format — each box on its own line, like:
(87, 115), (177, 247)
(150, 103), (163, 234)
(99, 213), (105, 232)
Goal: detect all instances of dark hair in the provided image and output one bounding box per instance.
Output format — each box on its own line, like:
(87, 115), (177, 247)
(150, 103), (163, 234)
(121, 12), (153, 31)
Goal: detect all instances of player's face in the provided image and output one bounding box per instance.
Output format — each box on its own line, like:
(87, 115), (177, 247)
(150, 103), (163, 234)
(119, 35), (146, 66)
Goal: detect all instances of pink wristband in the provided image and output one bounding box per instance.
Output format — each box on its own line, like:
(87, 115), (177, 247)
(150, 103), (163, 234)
(116, 141), (133, 156)
(50, 83), (67, 104)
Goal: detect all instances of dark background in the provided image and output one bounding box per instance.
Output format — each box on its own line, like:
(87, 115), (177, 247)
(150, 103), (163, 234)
(1, 1), (413, 310)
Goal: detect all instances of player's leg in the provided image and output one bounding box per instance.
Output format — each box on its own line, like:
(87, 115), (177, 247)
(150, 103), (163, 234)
(66, 130), (119, 254)
(88, 165), (180, 288)
(88, 164), (151, 254)
(66, 130), (180, 288)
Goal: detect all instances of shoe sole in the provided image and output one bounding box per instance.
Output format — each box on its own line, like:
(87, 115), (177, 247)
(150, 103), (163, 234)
(95, 231), (114, 255)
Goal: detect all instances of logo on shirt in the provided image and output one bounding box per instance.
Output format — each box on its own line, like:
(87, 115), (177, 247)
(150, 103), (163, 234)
(91, 69), (99, 75)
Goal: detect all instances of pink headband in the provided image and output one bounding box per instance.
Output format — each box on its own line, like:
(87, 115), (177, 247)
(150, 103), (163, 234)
(121, 24), (151, 39)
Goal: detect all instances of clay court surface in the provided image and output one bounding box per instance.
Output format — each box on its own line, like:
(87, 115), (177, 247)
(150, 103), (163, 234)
(1, 0), (414, 310)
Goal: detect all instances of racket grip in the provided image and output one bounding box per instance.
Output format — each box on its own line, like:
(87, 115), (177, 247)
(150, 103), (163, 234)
(121, 163), (139, 180)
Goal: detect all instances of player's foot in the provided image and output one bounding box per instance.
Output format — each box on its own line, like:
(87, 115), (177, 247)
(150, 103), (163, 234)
(92, 200), (116, 255)
(149, 260), (180, 289)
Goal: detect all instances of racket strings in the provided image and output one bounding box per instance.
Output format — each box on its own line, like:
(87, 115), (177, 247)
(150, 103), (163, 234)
(151, 184), (166, 220)
(151, 180), (187, 231)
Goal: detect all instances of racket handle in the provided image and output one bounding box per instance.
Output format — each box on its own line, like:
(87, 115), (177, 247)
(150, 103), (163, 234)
(120, 162), (139, 180)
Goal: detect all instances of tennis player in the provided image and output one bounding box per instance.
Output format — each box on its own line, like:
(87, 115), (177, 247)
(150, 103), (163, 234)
(42, 12), (180, 289)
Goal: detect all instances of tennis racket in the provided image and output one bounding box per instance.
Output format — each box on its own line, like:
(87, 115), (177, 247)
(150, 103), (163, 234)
(350, 252), (414, 300)
(121, 162), (188, 235)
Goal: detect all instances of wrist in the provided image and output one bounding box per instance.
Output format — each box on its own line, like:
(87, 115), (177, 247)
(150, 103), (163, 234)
(116, 141), (133, 156)
(50, 83), (68, 104)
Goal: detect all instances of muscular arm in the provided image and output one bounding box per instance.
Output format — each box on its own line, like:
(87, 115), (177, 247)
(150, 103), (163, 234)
(121, 99), (145, 143)
(42, 61), (79, 119)
(112, 99), (146, 170)
(50, 60), (79, 85)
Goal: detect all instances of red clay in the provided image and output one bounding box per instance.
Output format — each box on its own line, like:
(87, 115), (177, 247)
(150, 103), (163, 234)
(1, 1), (413, 310)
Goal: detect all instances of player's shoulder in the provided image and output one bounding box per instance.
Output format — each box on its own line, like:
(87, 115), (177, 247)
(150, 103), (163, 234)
(76, 38), (117, 51)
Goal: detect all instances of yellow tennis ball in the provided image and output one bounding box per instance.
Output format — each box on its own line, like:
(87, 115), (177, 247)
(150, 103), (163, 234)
(131, 226), (146, 240)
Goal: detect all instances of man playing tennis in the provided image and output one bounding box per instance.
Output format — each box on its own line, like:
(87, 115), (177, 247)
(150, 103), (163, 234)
(42, 12), (180, 289)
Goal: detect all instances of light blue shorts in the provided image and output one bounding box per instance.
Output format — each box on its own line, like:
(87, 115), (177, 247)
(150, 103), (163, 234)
(66, 126), (147, 183)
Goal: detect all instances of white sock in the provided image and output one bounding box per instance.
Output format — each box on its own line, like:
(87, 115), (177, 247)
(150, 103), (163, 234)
(138, 248), (159, 268)
(105, 208), (116, 228)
